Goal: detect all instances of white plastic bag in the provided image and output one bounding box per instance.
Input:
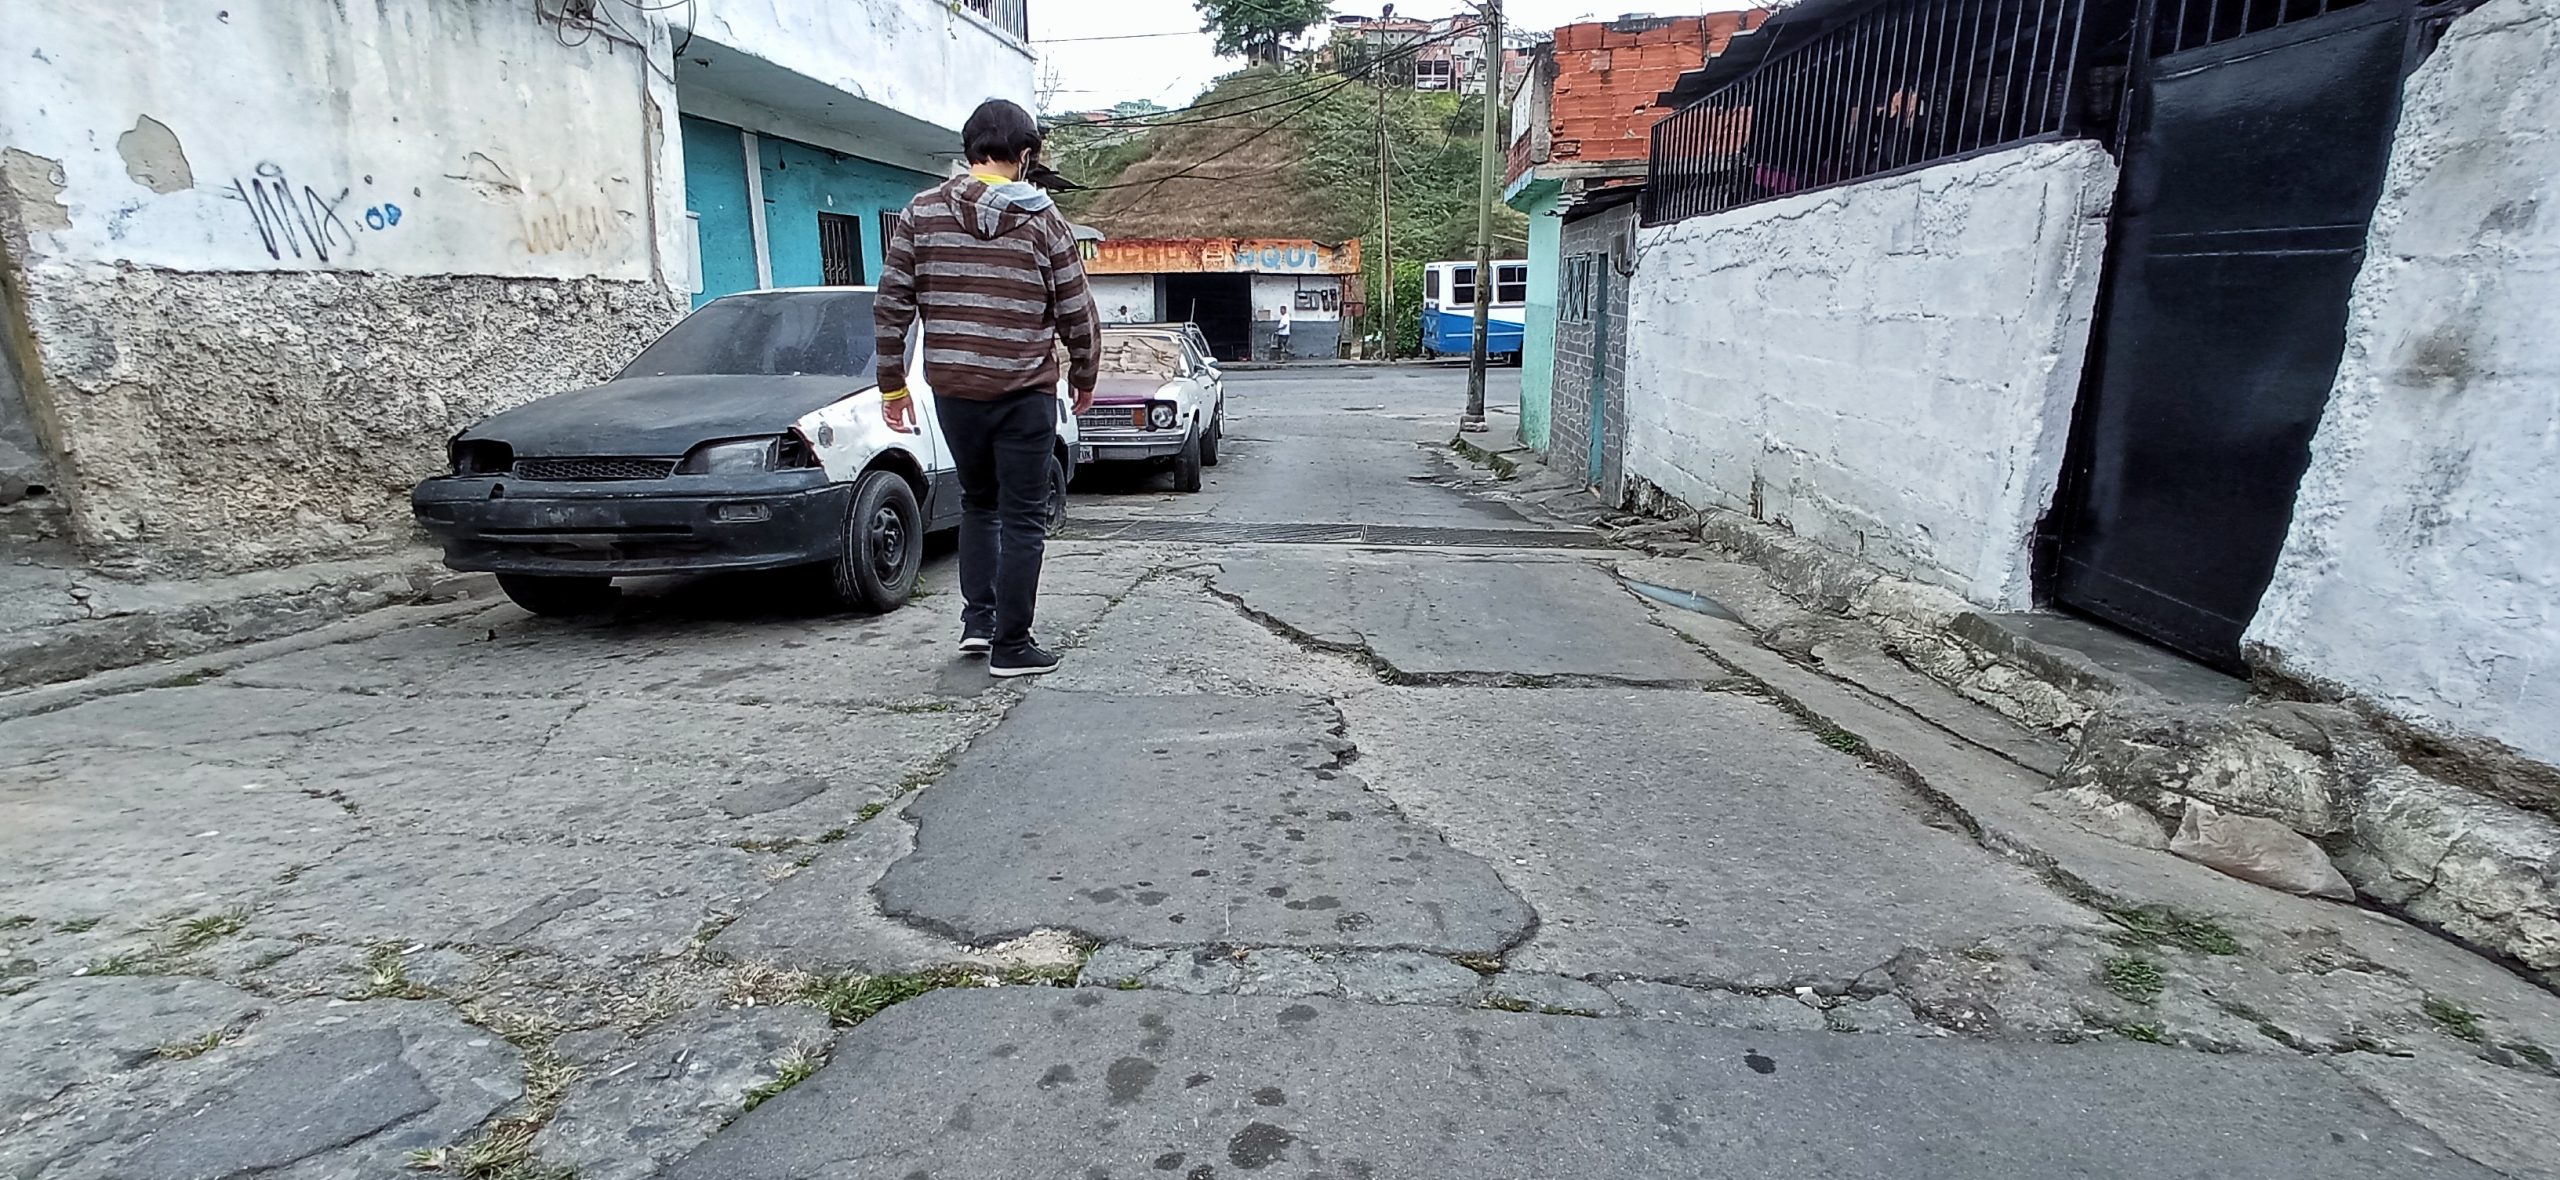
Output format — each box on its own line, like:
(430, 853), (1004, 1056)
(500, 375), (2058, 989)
(2169, 802), (2356, 901)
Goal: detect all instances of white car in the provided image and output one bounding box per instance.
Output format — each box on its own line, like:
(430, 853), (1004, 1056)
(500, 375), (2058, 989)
(414, 287), (1085, 615)
(1074, 326), (1228, 493)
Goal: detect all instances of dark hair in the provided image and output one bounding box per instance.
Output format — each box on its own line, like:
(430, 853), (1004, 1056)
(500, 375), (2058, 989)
(963, 100), (1042, 165)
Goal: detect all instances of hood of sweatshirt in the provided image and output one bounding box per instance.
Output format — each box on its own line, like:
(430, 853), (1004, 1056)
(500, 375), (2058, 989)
(950, 175), (1055, 240)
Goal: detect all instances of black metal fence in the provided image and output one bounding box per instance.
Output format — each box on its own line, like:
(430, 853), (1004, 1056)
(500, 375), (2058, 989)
(1645, 0), (2096, 225)
(961, 0), (1030, 42)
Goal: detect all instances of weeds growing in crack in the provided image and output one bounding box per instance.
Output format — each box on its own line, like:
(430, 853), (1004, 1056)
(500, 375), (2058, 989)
(855, 802), (889, 823)
(171, 907), (251, 953)
(1480, 994), (1534, 1013)
(54, 916), (101, 934)
(0, 914), (33, 932)
(1113, 977), (1146, 991)
(2115, 1022), (2167, 1044)
(362, 945), (440, 1000)
(2101, 955), (2165, 1004)
(410, 1023), (580, 1179)
(83, 951), (152, 977)
(804, 967), (999, 1027)
(1450, 954), (1504, 977)
(2423, 996), (2486, 1042)
(815, 827), (851, 844)
(2104, 906), (2241, 956)
(739, 1047), (827, 1113)
(157, 1029), (230, 1060)
(731, 837), (803, 854)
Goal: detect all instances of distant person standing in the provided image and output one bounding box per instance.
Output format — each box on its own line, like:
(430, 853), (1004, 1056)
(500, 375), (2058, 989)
(875, 99), (1099, 678)
(1274, 303), (1293, 360)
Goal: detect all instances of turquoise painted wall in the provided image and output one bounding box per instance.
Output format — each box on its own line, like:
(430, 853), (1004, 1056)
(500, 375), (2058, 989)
(678, 117), (941, 307)
(758, 137), (939, 289)
(681, 116), (758, 307)
(1514, 183), (1564, 454)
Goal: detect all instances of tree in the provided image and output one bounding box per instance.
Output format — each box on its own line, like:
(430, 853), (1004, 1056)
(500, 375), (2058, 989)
(1194, 0), (1332, 65)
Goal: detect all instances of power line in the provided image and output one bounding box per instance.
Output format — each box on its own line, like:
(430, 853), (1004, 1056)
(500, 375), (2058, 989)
(1035, 30), (1208, 43)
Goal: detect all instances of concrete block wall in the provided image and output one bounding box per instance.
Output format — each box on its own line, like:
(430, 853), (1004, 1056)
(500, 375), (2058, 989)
(1622, 140), (2118, 611)
(1551, 201), (1636, 499)
(2246, 0), (2560, 769)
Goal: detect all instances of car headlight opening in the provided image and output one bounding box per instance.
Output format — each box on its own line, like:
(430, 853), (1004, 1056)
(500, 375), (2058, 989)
(1147, 403), (1178, 431)
(680, 437), (786, 475)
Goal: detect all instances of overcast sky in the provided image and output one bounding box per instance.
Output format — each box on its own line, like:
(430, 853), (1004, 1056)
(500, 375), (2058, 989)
(1029, 0), (1765, 113)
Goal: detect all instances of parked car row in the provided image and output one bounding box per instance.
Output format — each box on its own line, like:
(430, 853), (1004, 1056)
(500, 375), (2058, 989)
(411, 288), (1225, 617)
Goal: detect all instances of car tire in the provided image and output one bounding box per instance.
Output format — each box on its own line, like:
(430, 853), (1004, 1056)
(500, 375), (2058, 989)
(1043, 450), (1071, 537)
(1200, 417), (1223, 468)
(1172, 430), (1205, 493)
(497, 573), (615, 617)
(825, 470), (923, 612)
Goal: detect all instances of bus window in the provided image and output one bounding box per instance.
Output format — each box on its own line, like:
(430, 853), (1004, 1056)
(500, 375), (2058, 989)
(1495, 263), (1529, 306)
(1452, 265), (1477, 307)
(1425, 268), (1440, 302)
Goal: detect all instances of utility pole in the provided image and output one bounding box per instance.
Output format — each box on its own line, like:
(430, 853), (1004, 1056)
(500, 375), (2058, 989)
(1460, 0), (1500, 432)
(1376, 81), (1395, 362)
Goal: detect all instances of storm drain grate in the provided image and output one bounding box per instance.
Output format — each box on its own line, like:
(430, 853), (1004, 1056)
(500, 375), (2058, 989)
(1057, 519), (1614, 549)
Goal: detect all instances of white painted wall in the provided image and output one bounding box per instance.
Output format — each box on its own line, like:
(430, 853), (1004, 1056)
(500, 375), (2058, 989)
(683, 0), (1036, 143)
(2246, 0), (2560, 765)
(2, 1), (672, 283)
(1090, 276), (1160, 323)
(1623, 140), (2117, 610)
(1253, 274), (1343, 322)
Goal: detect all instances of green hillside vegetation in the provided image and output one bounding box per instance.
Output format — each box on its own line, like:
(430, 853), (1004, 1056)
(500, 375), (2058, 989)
(1049, 68), (1526, 355)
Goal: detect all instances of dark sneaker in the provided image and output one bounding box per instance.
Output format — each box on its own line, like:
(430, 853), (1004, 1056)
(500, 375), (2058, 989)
(959, 634), (992, 656)
(989, 644), (1061, 678)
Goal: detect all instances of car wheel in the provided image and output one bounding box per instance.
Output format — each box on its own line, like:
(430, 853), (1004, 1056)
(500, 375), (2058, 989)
(497, 573), (615, 617)
(825, 470), (923, 612)
(1172, 430), (1204, 493)
(1043, 450), (1071, 538)
(1200, 417), (1223, 468)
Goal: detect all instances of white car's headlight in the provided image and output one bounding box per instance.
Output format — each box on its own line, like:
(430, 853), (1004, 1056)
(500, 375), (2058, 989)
(1148, 403), (1178, 430)
(680, 438), (779, 474)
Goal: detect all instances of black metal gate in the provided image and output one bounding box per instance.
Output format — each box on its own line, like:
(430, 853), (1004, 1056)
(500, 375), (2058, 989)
(2048, 0), (2424, 670)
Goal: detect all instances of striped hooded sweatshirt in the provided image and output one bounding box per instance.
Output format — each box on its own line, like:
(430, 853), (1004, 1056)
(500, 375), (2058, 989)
(874, 174), (1099, 401)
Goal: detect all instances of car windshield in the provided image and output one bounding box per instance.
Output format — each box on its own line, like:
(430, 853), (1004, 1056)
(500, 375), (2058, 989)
(1100, 332), (1185, 378)
(621, 291), (879, 379)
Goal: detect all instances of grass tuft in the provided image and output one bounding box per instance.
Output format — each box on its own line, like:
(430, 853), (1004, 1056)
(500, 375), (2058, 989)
(85, 951), (152, 977)
(1480, 994), (1534, 1013)
(158, 1029), (230, 1059)
(0, 915), (34, 932)
(854, 802), (889, 824)
(804, 967), (984, 1028)
(2506, 1041), (2553, 1069)
(172, 908), (251, 953)
(740, 1047), (825, 1113)
(362, 944), (439, 1000)
(54, 916), (102, 934)
(2105, 906), (2242, 956)
(1449, 954), (1504, 977)
(1113, 977), (1146, 991)
(2423, 997), (2486, 1043)
(2116, 1022), (2167, 1044)
(2100, 954), (2165, 1004)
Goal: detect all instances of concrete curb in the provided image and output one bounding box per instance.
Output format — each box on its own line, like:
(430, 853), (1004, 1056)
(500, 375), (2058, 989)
(0, 552), (495, 695)
(1451, 442), (2560, 989)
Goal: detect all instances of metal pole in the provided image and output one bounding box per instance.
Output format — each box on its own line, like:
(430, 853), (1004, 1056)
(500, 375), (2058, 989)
(1461, 0), (1501, 432)
(1377, 81), (1396, 362)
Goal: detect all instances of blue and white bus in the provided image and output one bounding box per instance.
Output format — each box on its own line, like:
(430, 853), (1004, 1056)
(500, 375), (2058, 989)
(1420, 259), (1528, 362)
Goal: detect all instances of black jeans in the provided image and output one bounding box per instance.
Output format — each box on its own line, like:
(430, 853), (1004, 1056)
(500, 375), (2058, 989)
(936, 389), (1055, 655)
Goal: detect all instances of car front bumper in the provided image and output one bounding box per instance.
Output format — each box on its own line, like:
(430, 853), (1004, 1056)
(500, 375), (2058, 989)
(411, 473), (852, 577)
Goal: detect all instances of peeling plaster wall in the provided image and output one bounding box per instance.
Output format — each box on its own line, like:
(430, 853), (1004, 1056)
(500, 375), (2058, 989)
(0, 1), (687, 571)
(1622, 141), (2117, 611)
(2245, 0), (2560, 767)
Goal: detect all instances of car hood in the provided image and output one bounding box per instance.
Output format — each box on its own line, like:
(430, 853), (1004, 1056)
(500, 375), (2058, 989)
(1092, 375), (1182, 404)
(459, 375), (870, 457)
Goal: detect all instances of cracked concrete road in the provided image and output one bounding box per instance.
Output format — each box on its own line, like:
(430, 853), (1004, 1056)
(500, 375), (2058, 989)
(3, 368), (2555, 1179)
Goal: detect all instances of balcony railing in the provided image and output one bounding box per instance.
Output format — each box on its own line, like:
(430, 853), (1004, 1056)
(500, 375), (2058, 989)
(1645, 0), (2095, 225)
(959, 0), (1029, 42)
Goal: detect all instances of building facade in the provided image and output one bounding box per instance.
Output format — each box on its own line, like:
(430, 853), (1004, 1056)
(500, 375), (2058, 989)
(0, 0), (1032, 575)
(1084, 238), (1361, 363)
(1503, 12), (1765, 455)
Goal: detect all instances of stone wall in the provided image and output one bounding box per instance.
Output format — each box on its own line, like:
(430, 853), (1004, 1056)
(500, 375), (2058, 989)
(2244, 0), (2560, 770)
(1621, 140), (2117, 611)
(21, 266), (680, 574)
(0, 0), (689, 572)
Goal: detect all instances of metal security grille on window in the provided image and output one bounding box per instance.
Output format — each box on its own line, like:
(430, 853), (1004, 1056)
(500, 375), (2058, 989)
(514, 458), (678, 482)
(818, 213), (863, 288)
(1645, 0), (2096, 226)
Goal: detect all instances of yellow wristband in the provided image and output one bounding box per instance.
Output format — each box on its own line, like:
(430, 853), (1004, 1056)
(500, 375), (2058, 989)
(882, 389), (911, 401)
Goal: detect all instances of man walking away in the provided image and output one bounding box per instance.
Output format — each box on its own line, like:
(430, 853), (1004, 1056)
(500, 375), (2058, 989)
(876, 99), (1099, 678)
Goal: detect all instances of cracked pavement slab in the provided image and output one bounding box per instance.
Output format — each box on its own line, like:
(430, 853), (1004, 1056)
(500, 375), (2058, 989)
(876, 691), (1536, 954)
(1341, 686), (2096, 987)
(673, 987), (2491, 1179)
(1210, 548), (1726, 682)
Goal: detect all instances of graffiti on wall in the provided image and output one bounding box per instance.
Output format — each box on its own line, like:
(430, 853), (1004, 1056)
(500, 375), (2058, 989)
(448, 152), (632, 259)
(223, 163), (357, 262)
(1294, 288), (1339, 313)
